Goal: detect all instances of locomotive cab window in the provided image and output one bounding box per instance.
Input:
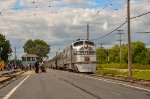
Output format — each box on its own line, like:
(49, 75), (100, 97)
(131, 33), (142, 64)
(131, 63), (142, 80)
(85, 41), (94, 46)
(73, 41), (83, 46)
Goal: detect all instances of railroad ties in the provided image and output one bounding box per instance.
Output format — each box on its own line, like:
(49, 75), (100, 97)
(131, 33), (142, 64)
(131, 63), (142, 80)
(91, 73), (150, 87)
(0, 70), (25, 89)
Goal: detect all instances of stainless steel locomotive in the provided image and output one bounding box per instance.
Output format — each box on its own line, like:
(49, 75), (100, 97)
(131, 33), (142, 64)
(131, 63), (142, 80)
(48, 40), (96, 73)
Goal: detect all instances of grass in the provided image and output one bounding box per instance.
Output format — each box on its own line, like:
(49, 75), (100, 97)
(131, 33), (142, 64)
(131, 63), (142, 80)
(96, 69), (150, 80)
(96, 69), (128, 76)
(132, 71), (150, 80)
(97, 63), (150, 70)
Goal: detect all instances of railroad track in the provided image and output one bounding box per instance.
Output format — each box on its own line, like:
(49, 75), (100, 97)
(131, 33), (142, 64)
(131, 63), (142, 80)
(50, 69), (150, 86)
(90, 73), (150, 87)
(0, 70), (25, 89)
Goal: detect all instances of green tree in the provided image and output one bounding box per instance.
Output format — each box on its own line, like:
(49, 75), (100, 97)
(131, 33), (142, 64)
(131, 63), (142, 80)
(142, 50), (150, 65)
(96, 48), (107, 63)
(96, 41), (150, 65)
(131, 42), (146, 64)
(109, 44), (120, 63)
(23, 39), (50, 60)
(23, 39), (36, 54)
(121, 44), (128, 63)
(0, 34), (12, 61)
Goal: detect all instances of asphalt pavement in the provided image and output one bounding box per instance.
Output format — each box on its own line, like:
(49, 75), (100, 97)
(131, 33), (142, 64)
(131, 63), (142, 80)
(0, 69), (150, 99)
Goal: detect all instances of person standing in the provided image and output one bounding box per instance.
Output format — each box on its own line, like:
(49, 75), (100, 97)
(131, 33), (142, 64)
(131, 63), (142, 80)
(29, 63), (32, 70)
(34, 60), (39, 73)
(40, 61), (46, 73)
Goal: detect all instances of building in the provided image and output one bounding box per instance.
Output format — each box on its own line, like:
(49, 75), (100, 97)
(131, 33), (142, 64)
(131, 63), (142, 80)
(22, 54), (38, 66)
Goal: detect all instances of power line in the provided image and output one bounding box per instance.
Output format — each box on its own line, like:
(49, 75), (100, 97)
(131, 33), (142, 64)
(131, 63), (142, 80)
(92, 11), (150, 41)
(92, 20), (127, 41)
(130, 11), (150, 19)
(87, 0), (114, 24)
(136, 32), (150, 33)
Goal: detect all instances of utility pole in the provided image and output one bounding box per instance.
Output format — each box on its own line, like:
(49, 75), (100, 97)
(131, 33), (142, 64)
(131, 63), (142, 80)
(127, 0), (132, 79)
(117, 30), (124, 66)
(87, 24), (89, 40)
(100, 43), (103, 48)
(55, 51), (58, 69)
(14, 47), (17, 66)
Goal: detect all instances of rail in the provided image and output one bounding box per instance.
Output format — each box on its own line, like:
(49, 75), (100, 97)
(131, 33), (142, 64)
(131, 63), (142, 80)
(0, 70), (25, 89)
(90, 73), (150, 87)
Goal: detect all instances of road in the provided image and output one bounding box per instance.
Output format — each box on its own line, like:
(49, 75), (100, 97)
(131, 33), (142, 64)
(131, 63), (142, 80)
(0, 69), (150, 99)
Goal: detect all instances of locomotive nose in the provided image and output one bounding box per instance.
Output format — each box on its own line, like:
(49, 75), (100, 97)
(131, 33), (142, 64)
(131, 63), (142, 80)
(84, 45), (88, 49)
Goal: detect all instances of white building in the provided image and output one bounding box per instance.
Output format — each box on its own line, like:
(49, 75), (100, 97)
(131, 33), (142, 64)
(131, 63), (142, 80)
(21, 54), (38, 66)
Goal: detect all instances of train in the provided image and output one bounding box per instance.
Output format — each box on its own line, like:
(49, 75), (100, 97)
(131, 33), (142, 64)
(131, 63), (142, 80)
(48, 39), (97, 73)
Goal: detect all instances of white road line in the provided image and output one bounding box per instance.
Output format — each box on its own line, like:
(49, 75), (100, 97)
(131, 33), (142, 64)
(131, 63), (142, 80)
(71, 73), (150, 92)
(3, 75), (30, 99)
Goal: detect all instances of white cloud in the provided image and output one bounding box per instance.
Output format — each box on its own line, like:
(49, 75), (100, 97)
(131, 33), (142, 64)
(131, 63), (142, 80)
(0, 0), (16, 11)
(62, 0), (88, 6)
(0, 0), (150, 59)
(103, 22), (108, 31)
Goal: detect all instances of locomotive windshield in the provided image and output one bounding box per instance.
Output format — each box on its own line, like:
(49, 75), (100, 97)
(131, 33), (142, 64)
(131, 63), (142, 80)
(85, 41), (94, 46)
(73, 41), (83, 46)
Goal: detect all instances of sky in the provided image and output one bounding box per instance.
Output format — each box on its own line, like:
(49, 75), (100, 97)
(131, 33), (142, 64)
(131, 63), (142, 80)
(0, 0), (150, 60)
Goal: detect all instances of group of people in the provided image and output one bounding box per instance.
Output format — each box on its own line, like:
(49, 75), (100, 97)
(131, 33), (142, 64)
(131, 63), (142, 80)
(34, 60), (46, 73)
(5, 63), (27, 71)
(5, 63), (17, 71)
(2, 60), (46, 73)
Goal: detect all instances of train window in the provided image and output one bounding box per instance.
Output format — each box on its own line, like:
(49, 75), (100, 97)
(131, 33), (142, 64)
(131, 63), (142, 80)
(73, 41), (83, 46)
(85, 41), (94, 46)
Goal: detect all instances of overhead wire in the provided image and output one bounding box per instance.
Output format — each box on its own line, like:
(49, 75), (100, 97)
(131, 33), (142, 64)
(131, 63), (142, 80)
(130, 11), (150, 19)
(87, 0), (114, 24)
(131, 5), (149, 40)
(92, 11), (150, 41)
(92, 21), (127, 41)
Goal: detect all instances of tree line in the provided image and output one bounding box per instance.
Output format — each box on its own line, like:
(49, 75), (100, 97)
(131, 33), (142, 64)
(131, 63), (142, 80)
(0, 34), (12, 62)
(0, 33), (51, 62)
(96, 41), (150, 65)
(23, 39), (50, 61)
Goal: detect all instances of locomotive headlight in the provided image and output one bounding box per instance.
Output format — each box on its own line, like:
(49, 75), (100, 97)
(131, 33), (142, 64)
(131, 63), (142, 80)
(84, 45), (88, 49)
(85, 51), (88, 55)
